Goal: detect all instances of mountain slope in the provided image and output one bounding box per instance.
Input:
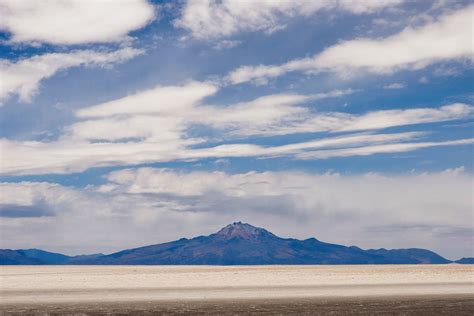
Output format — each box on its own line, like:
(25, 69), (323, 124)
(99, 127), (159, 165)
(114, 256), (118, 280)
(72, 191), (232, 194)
(0, 249), (104, 265)
(84, 222), (451, 265)
(0, 249), (45, 265)
(455, 257), (474, 264)
(17, 249), (71, 264)
(0, 222), (455, 265)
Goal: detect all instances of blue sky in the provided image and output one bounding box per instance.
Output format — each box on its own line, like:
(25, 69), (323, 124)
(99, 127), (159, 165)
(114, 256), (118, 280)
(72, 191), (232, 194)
(0, 0), (472, 259)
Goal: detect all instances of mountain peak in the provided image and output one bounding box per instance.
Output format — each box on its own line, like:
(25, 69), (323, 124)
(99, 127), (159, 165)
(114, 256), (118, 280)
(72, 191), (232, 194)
(214, 222), (275, 240)
(1, 222), (453, 265)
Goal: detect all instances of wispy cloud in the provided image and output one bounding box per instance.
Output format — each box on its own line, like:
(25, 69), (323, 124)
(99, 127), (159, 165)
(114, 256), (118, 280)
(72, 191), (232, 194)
(175, 0), (404, 40)
(0, 48), (144, 103)
(227, 5), (473, 84)
(296, 139), (474, 160)
(1, 81), (472, 175)
(383, 82), (405, 89)
(212, 40), (242, 50)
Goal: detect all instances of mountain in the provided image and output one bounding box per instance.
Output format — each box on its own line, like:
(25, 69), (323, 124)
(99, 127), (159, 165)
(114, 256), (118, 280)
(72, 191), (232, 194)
(455, 257), (474, 264)
(0, 249), (103, 265)
(0, 249), (45, 265)
(17, 249), (71, 264)
(0, 222), (458, 265)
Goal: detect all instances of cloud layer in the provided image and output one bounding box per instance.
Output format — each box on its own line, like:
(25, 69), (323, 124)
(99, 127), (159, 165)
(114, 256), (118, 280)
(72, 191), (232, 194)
(1, 168), (471, 259)
(1, 81), (472, 175)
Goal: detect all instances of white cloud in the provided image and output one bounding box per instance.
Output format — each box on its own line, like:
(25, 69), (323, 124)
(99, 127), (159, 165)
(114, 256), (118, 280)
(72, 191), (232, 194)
(103, 169), (472, 230)
(338, 0), (405, 14)
(333, 103), (473, 132)
(419, 76), (429, 83)
(433, 65), (462, 77)
(0, 181), (148, 254)
(0, 80), (472, 175)
(186, 132), (423, 160)
(296, 138), (474, 160)
(70, 81), (218, 143)
(212, 40), (242, 50)
(217, 103), (473, 137)
(96, 167), (474, 260)
(72, 86), (355, 142)
(0, 47), (144, 103)
(186, 134), (474, 163)
(0, 0), (156, 45)
(383, 82), (405, 89)
(227, 5), (474, 84)
(2, 130), (472, 176)
(195, 89), (355, 137)
(1, 168), (472, 259)
(68, 116), (186, 143)
(175, 0), (403, 40)
(76, 81), (217, 118)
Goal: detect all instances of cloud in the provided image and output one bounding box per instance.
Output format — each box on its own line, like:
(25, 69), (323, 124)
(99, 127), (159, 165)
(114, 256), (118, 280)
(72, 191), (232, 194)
(0, 47), (143, 103)
(332, 103), (473, 132)
(2, 130), (472, 176)
(383, 82), (405, 89)
(72, 86), (355, 142)
(296, 138), (474, 160)
(195, 89), (355, 137)
(175, 0), (403, 40)
(419, 76), (429, 83)
(187, 134), (473, 163)
(212, 102), (473, 137)
(0, 203), (52, 218)
(1, 168), (472, 259)
(433, 65), (463, 77)
(71, 81), (218, 143)
(227, 5), (473, 84)
(0, 181), (137, 253)
(76, 81), (218, 118)
(0, 81), (472, 175)
(76, 82), (469, 140)
(96, 167), (474, 260)
(212, 40), (242, 50)
(0, 0), (156, 45)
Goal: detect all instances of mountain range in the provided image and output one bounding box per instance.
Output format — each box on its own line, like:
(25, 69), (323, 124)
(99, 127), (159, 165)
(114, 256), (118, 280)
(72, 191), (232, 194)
(1, 222), (470, 265)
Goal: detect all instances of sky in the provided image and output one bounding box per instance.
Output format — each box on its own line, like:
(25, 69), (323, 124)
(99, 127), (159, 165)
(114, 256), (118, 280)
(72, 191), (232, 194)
(0, 0), (472, 260)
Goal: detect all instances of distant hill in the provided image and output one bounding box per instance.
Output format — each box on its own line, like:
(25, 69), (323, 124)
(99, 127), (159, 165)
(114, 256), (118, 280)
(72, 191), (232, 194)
(0, 249), (44, 265)
(17, 249), (71, 264)
(0, 222), (463, 265)
(455, 257), (474, 264)
(0, 249), (103, 265)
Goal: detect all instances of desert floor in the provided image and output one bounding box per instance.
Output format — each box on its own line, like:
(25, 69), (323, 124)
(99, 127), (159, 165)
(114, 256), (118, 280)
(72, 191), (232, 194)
(0, 265), (473, 315)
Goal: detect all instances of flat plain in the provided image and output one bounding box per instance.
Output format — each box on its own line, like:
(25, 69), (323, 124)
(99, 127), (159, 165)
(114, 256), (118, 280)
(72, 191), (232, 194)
(0, 265), (473, 315)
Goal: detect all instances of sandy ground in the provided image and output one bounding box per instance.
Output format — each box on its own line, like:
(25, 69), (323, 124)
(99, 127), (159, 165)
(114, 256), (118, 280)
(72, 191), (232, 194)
(0, 265), (473, 314)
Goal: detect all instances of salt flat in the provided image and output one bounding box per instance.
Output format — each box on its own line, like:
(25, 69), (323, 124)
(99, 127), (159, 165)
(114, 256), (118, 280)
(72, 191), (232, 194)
(0, 265), (473, 304)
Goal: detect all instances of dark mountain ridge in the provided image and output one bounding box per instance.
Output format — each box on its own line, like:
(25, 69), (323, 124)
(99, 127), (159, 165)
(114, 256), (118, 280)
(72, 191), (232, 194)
(455, 257), (474, 264)
(0, 222), (467, 265)
(0, 248), (103, 265)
